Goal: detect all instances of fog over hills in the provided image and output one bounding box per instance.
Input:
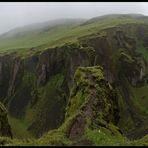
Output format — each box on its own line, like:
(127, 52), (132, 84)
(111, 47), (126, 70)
(0, 18), (86, 38)
(0, 13), (147, 39)
(0, 2), (148, 34)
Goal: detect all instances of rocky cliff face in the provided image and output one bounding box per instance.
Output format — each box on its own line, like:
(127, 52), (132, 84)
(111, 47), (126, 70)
(36, 66), (123, 146)
(79, 24), (147, 85)
(0, 23), (148, 139)
(79, 25), (148, 139)
(0, 44), (92, 137)
(66, 66), (120, 140)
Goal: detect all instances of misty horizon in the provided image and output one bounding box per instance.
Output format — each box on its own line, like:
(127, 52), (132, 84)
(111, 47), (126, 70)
(1, 2), (148, 35)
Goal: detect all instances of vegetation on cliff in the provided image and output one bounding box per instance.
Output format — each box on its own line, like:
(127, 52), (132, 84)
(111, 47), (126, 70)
(0, 102), (12, 138)
(0, 14), (148, 146)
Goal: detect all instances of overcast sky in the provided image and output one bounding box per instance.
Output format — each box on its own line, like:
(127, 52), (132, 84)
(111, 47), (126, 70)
(0, 2), (148, 34)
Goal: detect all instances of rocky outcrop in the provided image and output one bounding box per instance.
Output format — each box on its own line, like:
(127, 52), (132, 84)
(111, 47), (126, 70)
(66, 66), (120, 140)
(3, 65), (147, 146)
(0, 102), (12, 138)
(27, 44), (91, 137)
(118, 52), (147, 86)
(7, 59), (22, 97)
(79, 27), (148, 140)
(0, 44), (91, 137)
(36, 66), (122, 146)
(115, 30), (136, 52)
(79, 26), (146, 85)
(38, 64), (47, 85)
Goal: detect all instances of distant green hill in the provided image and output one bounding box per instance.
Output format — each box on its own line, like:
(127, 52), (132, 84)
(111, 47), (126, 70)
(0, 14), (148, 57)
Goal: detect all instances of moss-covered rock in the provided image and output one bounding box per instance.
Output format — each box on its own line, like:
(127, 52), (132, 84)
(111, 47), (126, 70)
(0, 66), (147, 146)
(0, 102), (12, 138)
(65, 66), (120, 140)
(0, 43), (91, 138)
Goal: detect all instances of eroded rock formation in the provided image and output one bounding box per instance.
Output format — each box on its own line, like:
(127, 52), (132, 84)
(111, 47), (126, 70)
(0, 102), (12, 138)
(66, 66), (120, 140)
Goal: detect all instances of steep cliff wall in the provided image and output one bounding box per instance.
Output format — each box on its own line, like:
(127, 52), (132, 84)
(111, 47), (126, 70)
(79, 24), (148, 139)
(0, 44), (92, 137)
(0, 23), (148, 140)
(36, 66), (123, 146)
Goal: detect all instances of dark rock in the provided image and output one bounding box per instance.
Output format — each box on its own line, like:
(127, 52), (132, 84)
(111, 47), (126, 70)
(66, 66), (120, 140)
(0, 102), (12, 138)
(38, 64), (47, 85)
(7, 59), (22, 97)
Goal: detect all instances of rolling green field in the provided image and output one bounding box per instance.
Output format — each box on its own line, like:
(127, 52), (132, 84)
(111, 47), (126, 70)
(0, 15), (147, 56)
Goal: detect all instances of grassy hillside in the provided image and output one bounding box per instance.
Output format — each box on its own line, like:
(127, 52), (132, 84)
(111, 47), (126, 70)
(8, 115), (34, 139)
(0, 14), (148, 56)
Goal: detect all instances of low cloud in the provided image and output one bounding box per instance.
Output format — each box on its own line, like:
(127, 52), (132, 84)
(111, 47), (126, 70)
(0, 2), (147, 34)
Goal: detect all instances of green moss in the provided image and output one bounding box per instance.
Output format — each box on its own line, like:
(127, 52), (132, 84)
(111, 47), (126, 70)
(26, 73), (66, 137)
(22, 72), (37, 88)
(130, 134), (148, 146)
(130, 84), (148, 115)
(74, 66), (104, 86)
(0, 102), (12, 138)
(8, 115), (34, 139)
(136, 43), (148, 64)
(66, 91), (85, 118)
(7, 71), (38, 118)
(37, 129), (72, 146)
(6, 71), (66, 138)
(34, 65), (114, 145)
(5, 72), (38, 139)
(83, 128), (129, 146)
(120, 52), (135, 63)
(66, 66), (104, 118)
(0, 137), (12, 146)
(0, 103), (7, 116)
